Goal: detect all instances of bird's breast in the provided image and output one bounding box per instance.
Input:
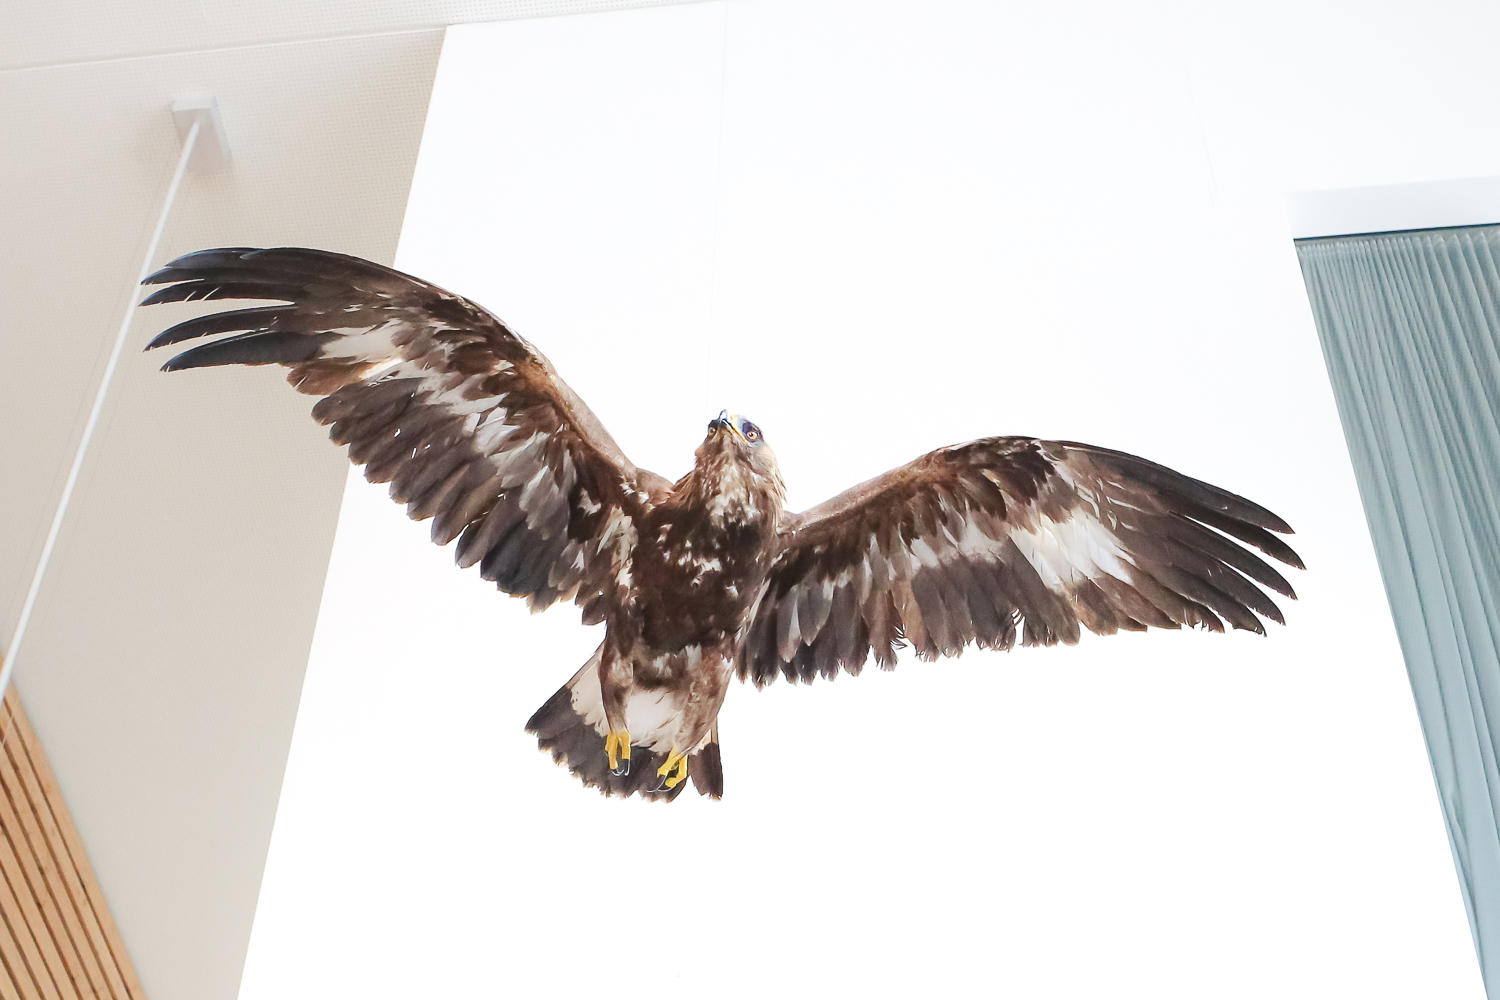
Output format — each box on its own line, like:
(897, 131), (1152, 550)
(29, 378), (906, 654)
(628, 514), (773, 650)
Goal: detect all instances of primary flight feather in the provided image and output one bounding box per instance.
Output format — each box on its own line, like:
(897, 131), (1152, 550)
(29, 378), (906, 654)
(142, 247), (1303, 801)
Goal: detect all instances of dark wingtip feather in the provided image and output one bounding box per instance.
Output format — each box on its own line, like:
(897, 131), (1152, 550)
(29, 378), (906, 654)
(145, 305), (293, 351)
(1064, 442), (1297, 535)
(1247, 558), (1299, 598)
(162, 330), (330, 371)
(1179, 506), (1305, 572)
(142, 247), (262, 285)
(140, 278), (307, 306)
(140, 284), (195, 306)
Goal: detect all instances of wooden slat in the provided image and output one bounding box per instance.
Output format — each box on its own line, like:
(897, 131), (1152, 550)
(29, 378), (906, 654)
(2, 705), (114, 1000)
(0, 896), (41, 1000)
(0, 916), (26, 1000)
(0, 672), (145, 1000)
(0, 721), (98, 1000)
(0, 786), (69, 1000)
(0, 742), (66, 1000)
(2, 697), (131, 1000)
(29, 703), (145, 1000)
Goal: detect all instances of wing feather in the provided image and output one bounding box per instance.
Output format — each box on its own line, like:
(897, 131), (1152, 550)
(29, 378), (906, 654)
(739, 437), (1302, 686)
(142, 246), (667, 615)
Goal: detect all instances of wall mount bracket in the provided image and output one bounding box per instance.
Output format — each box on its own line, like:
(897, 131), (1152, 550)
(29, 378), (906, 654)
(171, 95), (230, 172)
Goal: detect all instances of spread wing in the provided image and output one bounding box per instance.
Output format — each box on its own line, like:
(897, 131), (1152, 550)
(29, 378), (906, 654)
(142, 247), (669, 619)
(739, 437), (1303, 686)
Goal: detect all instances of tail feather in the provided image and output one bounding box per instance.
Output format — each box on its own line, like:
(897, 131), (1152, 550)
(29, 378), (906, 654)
(525, 664), (721, 802)
(525, 685), (579, 741)
(688, 727), (723, 799)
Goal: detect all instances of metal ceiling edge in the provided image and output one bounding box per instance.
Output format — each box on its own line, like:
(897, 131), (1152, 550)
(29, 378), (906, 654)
(1287, 175), (1500, 240)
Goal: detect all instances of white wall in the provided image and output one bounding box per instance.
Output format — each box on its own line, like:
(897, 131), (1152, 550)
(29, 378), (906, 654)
(240, 2), (1500, 996)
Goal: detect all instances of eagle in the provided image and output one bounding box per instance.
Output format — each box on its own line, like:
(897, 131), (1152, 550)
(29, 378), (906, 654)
(141, 247), (1303, 801)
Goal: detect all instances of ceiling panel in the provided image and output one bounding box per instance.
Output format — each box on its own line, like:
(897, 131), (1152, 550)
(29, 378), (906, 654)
(0, 28), (442, 1000)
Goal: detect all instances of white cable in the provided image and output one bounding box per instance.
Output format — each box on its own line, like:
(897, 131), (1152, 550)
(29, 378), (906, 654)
(0, 119), (201, 698)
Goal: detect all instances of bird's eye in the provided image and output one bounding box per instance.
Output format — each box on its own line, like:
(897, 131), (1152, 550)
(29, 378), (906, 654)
(742, 422), (761, 443)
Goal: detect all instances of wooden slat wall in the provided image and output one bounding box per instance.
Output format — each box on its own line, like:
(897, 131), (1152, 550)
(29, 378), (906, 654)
(0, 680), (144, 1000)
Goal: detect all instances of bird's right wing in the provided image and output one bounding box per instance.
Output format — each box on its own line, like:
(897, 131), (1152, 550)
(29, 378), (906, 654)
(143, 246), (669, 618)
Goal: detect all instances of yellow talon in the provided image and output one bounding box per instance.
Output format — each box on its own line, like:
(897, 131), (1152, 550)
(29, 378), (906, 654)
(605, 729), (631, 773)
(657, 748), (690, 789)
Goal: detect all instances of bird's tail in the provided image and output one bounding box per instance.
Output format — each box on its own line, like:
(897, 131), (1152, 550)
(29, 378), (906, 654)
(525, 648), (722, 802)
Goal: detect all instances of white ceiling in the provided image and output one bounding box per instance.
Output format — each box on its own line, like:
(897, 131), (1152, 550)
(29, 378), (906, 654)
(0, 3), (689, 999)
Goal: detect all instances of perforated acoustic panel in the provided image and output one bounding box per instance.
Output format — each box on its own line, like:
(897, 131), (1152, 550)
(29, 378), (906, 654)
(0, 681), (143, 1000)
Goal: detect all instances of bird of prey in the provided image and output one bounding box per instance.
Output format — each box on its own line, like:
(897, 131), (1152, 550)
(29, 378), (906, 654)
(141, 247), (1304, 801)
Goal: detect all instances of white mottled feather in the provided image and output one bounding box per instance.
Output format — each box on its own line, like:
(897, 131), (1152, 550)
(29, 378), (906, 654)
(1008, 513), (1136, 589)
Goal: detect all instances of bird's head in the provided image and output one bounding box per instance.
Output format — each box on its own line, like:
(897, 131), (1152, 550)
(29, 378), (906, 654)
(703, 409), (771, 460)
(691, 410), (785, 522)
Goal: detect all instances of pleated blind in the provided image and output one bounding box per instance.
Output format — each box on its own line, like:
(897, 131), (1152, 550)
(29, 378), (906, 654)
(1298, 225), (1500, 995)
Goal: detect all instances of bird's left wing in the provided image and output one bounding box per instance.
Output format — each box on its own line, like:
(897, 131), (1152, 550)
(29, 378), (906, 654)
(739, 437), (1303, 686)
(143, 247), (670, 618)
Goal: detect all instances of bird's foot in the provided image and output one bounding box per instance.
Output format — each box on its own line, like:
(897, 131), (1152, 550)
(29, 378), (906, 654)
(605, 728), (632, 776)
(657, 747), (689, 790)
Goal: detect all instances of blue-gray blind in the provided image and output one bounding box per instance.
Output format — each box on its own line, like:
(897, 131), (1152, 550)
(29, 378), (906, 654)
(1298, 225), (1500, 995)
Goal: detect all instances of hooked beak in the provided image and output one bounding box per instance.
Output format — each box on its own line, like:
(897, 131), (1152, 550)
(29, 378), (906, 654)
(710, 409), (738, 439)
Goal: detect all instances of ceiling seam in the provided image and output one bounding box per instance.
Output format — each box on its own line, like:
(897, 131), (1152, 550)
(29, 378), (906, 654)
(0, 0), (707, 74)
(0, 25), (446, 75)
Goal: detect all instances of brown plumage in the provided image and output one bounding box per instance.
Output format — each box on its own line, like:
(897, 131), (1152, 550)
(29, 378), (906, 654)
(142, 247), (1304, 802)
